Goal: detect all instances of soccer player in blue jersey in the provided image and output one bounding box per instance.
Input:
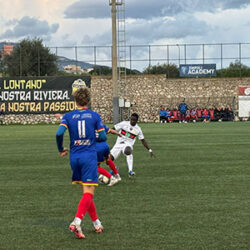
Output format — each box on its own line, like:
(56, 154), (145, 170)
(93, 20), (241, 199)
(96, 124), (121, 186)
(56, 87), (106, 239)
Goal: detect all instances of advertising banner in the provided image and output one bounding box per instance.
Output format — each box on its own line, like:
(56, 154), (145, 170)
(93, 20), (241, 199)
(238, 86), (250, 96)
(179, 64), (216, 77)
(0, 76), (91, 114)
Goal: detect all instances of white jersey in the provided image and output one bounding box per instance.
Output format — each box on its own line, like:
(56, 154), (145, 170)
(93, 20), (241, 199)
(114, 121), (144, 146)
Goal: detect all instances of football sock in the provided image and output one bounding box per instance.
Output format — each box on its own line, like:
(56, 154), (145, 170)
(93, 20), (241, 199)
(93, 219), (102, 227)
(73, 217), (82, 226)
(106, 159), (118, 175)
(75, 192), (93, 220)
(88, 200), (98, 222)
(98, 166), (112, 178)
(126, 154), (133, 172)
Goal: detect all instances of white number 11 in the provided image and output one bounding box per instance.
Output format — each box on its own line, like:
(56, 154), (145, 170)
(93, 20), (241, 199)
(78, 120), (86, 138)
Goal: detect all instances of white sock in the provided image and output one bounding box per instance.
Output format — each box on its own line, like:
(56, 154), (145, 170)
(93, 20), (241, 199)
(74, 217), (82, 226)
(126, 154), (133, 172)
(93, 219), (101, 226)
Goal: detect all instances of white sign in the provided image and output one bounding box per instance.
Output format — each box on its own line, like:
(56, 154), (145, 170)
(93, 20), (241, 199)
(238, 96), (250, 117)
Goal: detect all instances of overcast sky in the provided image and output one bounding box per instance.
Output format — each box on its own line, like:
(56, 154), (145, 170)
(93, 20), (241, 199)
(1, 0), (250, 68)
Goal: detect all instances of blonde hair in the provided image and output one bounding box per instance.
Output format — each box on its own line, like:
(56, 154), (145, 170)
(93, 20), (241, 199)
(73, 87), (90, 107)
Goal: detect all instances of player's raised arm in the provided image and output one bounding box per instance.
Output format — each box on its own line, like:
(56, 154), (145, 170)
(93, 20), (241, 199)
(140, 139), (156, 158)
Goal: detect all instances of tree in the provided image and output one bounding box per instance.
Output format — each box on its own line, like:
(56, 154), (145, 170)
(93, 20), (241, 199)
(143, 63), (179, 78)
(217, 60), (250, 77)
(3, 38), (58, 76)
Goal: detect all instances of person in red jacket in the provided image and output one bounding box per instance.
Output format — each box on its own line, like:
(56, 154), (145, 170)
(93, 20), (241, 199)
(202, 108), (210, 122)
(172, 108), (179, 122)
(196, 108), (202, 121)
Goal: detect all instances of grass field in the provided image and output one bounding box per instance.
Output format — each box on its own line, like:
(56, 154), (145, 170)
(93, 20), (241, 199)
(0, 122), (250, 250)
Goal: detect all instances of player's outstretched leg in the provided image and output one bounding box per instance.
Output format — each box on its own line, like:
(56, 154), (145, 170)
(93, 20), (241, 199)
(69, 221), (85, 239)
(106, 159), (121, 181)
(98, 166), (112, 179)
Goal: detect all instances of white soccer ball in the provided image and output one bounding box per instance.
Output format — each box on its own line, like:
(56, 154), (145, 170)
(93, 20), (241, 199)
(98, 174), (110, 184)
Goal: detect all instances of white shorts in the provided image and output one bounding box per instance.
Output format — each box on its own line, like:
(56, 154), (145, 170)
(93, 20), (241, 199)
(110, 142), (133, 160)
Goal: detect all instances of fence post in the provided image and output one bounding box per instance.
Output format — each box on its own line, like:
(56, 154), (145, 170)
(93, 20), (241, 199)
(75, 46), (78, 74)
(239, 43), (242, 78)
(221, 43), (223, 70)
(38, 48), (40, 76)
(167, 45), (169, 78)
(184, 44), (186, 64)
(94, 46), (96, 67)
(176, 44), (180, 66)
(129, 45), (132, 71)
(149, 45), (151, 67)
(202, 44), (205, 64)
(19, 45), (22, 77)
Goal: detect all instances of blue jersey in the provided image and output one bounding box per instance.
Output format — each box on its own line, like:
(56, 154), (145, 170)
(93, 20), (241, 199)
(96, 124), (110, 162)
(60, 107), (104, 155)
(179, 103), (187, 113)
(103, 124), (110, 134)
(160, 110), (167, 117)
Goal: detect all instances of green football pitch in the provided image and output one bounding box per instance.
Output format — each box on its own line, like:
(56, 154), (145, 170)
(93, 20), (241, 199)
(0, 122), (249, 250)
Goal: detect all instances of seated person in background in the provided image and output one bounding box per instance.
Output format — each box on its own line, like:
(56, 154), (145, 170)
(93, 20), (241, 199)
(196, 108), (202, 121)
(220, 106), (227, 121)
(202, 108), (210, 122)
(185, 109), (191, 122)
(171, 108), (179, 122)
(190, 108), (198, 122)
(209, 108), (215, 121)
(159, 106), (168, 123)
(166, 108), (172, 122)
(214, 107), (221, 121)
(227, 106), (234, 121)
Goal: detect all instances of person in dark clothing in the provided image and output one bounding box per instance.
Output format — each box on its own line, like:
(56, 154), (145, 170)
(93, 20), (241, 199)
(220, 106), (227, 121)
(214, 107), (221, 121)
(226, 106), (234, 121)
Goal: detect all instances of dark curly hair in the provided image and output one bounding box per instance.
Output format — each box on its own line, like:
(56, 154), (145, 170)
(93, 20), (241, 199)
(73, 87), (90, 107)
(131, 113), (139, 121)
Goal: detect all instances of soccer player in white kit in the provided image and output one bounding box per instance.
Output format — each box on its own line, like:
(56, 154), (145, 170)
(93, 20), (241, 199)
(110, 113), (155, 177)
